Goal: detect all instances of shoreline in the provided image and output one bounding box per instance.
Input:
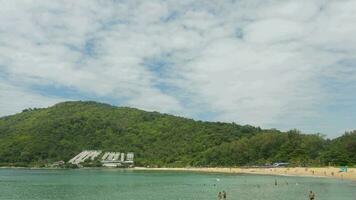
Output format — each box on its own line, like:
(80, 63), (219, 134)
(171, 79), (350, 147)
(133, 167), (356, 181)
(2, 166), (355, 181)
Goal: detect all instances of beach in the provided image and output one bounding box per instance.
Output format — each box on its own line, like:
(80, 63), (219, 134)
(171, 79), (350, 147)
(2, 165), (355, 181)
(134, 167), (356, 181)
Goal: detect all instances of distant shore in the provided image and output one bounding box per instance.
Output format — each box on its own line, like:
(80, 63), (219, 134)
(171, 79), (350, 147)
(134, 167), (356, 181)
(2, 165), (355, 181)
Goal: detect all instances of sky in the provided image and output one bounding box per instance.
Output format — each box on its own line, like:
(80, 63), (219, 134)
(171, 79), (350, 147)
(1, 0), (356, 138)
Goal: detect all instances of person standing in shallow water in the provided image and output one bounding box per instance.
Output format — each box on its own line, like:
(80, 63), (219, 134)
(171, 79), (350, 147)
(309, 191), (316, 200)
(222, 190), (227, 199)
(217, 192), (222, 200)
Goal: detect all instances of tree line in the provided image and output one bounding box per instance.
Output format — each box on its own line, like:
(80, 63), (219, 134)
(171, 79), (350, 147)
(0, 101), (355, 167)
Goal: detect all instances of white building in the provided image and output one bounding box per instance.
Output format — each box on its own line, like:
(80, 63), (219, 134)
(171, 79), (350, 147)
(68, 150), (135, 167)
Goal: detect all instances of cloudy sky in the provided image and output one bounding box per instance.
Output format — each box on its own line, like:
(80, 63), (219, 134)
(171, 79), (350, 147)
(1, 0), (356, 137)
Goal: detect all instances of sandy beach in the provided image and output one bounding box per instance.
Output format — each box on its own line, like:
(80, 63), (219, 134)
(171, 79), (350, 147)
(134, 167), (356, 181)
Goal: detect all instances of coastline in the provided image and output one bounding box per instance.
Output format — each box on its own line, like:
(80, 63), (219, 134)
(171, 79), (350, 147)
(133, 167), (356, 181)
(2, 166), (355, 181)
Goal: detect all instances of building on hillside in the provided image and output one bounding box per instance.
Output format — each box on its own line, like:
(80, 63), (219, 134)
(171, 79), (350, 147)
(101, 152), (134, 167)
(68, 150), (134, 167)
(68, 150), (102, 165)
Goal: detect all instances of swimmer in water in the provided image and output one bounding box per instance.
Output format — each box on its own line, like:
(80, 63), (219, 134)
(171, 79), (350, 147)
(309, 190), (315, 200)
(218, 191), (222, 200)
(222, 190), (227, 199)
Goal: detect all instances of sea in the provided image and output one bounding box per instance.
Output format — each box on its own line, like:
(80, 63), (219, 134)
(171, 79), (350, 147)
(0, 168), (355, 200)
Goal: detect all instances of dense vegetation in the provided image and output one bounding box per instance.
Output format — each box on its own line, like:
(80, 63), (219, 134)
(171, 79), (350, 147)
(0, 101), (355, 167)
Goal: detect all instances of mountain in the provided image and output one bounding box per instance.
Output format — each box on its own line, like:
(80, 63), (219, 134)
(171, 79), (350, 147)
(0, 101), (355, 167)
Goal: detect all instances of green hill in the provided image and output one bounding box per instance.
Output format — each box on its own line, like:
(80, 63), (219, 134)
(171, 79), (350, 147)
(0, 101), (355, 167)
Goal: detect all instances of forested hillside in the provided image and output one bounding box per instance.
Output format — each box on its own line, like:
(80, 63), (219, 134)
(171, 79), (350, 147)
(0, 101), (355, 167)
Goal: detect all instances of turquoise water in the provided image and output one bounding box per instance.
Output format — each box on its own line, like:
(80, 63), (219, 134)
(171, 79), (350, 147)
(0, 169), (355, 200)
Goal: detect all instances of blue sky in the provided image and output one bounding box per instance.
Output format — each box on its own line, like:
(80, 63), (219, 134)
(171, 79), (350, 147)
(1, 0), (356, 138)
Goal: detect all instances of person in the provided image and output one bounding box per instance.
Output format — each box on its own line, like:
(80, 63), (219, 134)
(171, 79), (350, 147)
(218, 192), (222, 200)
(309, 190), (315, 200)
(222, 190), (227, 199)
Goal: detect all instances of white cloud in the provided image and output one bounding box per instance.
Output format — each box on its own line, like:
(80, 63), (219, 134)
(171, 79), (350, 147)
(0, 82), (66, 116)
(0, 0), (356, 136)
(244, 19), (305, 44)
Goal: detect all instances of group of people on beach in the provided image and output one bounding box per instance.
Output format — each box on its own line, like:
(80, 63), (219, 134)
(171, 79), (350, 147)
(217, 190), (227, 200)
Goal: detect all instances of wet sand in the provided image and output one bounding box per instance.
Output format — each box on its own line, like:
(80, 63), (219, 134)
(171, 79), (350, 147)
(134, 167), (356, 181)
